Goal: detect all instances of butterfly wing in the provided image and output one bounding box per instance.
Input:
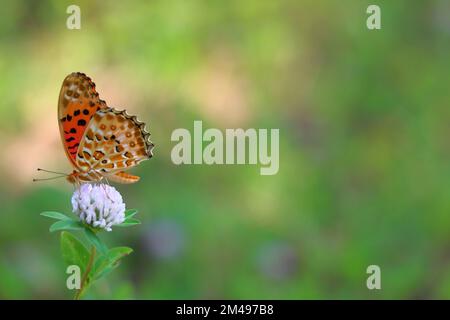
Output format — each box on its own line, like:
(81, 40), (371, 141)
(75, 107), (154, 182)
(58, 72), (107, 167)
(107, 171), (141, 184)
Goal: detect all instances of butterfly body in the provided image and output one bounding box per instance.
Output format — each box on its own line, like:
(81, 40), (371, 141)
(58, 72), (153, 184)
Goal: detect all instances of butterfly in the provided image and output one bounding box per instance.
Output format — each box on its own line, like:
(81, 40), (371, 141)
(57, 72), (154, 184)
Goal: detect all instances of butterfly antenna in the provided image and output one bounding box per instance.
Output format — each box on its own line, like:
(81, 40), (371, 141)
(37, 168), (68, 176)
(32, 175), (67, 182)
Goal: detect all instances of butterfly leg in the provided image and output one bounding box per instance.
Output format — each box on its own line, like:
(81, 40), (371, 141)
(72, 179), (80, 190)
(99, 178), (118, 203)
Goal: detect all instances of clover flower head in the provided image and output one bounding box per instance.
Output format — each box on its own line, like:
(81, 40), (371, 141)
(71, 184), (126, 232)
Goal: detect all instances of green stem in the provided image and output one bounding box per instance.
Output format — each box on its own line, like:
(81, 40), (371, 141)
(74, 245), (96, 300)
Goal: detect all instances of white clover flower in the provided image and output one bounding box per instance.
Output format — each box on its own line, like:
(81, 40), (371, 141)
(71, 184), (126, 232)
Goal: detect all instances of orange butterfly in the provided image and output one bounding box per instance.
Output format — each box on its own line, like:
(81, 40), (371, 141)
(57, 72), (153, 184)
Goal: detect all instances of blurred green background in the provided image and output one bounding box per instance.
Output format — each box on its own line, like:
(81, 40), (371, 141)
(1, 0), (450, 299)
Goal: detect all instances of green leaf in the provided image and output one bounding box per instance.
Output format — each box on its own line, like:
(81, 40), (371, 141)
(117, 218), (141, 227)
(107, 247), (133, 263)
(92, 247), (133, 281)
(40, 211), (71, 221)
(124, 209), (138, 219)
(50, 220), (84, 232)
(60, 231), (90, 274)
(93, 263), (116, 281)
(84, 228), (108, 256)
